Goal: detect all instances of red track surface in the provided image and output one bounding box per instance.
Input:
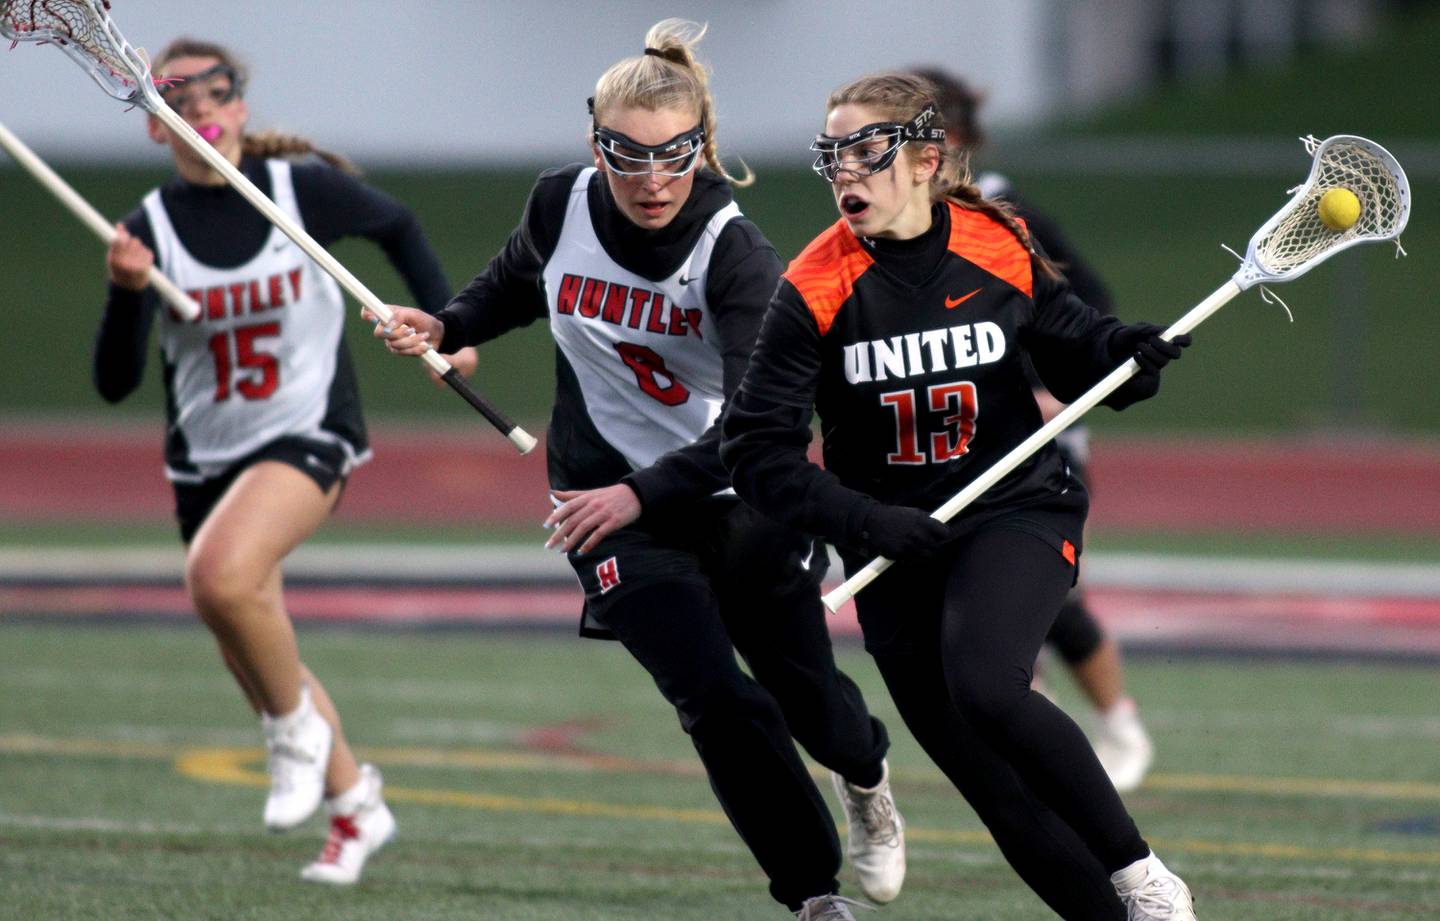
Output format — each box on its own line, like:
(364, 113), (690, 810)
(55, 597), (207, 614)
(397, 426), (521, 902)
(4, 421), (1440, 533)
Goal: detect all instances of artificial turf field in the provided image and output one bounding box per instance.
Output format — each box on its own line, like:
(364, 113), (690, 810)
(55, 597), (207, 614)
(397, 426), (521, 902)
(2, 622), (1437, 920)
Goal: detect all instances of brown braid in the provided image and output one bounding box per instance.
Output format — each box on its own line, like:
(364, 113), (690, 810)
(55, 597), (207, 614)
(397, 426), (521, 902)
(242, 129), (361, 176)
(826, 72), (1060, 280)
(592, 19), (753, 187)
(152, 37), (361, 176)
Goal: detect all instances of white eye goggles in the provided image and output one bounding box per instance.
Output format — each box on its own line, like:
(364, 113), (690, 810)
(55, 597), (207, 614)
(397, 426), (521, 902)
(810, 103), (945, 183)
(593, 123), (707, 177)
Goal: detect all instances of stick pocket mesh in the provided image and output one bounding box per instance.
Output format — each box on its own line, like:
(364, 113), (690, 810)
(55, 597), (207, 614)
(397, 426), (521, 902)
(1239, 135), (1411, 288)
(2, 0), (151, 105)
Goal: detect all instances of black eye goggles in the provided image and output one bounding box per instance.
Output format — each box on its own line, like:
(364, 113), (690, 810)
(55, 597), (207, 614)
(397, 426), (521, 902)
(156, 62), (244, 113)
(810, 103), (945, 183)
(587, 96), (706, 177)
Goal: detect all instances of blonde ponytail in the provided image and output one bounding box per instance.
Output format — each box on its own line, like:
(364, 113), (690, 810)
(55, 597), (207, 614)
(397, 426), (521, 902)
(592, 19), (752, 187)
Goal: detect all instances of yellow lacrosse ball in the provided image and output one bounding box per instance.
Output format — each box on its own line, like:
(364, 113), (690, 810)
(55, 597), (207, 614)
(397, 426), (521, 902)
(1317, 188), (1361, 231)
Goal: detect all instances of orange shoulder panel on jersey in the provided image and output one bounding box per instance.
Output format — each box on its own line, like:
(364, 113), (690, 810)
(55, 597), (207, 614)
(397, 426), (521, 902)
(783, 220), (875, 336)
(945, 201), (1033, 298)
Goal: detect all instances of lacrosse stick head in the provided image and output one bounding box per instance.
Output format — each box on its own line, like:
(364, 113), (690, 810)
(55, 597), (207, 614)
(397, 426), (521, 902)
(1, 0), (160, 109)
(1236, 135), (1411, 289)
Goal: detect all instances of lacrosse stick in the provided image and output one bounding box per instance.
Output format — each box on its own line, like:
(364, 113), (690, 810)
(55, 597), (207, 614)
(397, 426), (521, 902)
(0, 118), (200, 320)
(1, 1), (537, 454)
(823, 134), (1411, 612)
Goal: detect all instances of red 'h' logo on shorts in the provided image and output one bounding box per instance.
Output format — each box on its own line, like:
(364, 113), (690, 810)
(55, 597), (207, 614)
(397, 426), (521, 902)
(596, 556), (621, 593)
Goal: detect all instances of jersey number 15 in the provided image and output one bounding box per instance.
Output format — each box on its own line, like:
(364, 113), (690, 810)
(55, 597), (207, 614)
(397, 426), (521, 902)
(207, 322), (280, 402)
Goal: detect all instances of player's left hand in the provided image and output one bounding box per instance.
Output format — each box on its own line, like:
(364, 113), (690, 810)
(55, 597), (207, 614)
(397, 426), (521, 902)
(545, 484), (642, 554)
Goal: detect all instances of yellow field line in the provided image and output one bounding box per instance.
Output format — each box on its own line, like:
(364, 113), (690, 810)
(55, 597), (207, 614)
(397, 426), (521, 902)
(6, 733), (1440, 868)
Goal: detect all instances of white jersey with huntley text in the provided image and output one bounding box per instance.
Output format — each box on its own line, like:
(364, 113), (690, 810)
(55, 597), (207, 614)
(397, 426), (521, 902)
(144, 159), (358, 482)
(542, 167), (740, 471)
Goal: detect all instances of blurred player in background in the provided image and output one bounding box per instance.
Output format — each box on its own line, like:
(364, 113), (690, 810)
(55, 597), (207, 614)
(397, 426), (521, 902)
(722, 71), (1194, 919)
(95, 38), (452, 885)
(913, 68), (1154, 792)
(373, 20), (902, 920)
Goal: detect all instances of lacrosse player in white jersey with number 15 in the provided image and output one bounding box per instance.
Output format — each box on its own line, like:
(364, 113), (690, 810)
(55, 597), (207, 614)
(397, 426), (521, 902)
(374, 20), (905, 920)
(95, 37), (453, 885)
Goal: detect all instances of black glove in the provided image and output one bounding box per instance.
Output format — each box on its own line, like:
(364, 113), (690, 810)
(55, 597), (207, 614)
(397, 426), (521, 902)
(858, 504), (951, 561)
(1103, 322), (1192, 409)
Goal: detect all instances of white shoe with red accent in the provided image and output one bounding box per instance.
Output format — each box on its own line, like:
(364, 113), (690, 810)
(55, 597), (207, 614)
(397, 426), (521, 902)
(262, 685), (332, 831)
(830, 760), (906, 904)
(300, 764), (396, 885)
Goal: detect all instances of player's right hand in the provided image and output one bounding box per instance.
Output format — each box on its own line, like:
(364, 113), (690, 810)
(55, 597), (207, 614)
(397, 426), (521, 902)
(365, 305), (443, 357)
(858, 503), (951, 561)
(107, 223), (154, 291)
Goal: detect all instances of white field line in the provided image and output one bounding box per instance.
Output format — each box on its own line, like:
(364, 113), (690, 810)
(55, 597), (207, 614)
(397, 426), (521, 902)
(5, 546), (1440, 598)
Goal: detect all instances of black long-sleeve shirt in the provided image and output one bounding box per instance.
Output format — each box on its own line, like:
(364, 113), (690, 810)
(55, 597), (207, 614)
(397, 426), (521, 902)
(433, 165), (782, 513)
(93, 156), (450, 402)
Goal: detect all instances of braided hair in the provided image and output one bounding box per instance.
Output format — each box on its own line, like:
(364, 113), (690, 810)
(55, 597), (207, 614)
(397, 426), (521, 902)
(591, 19), (752, 187)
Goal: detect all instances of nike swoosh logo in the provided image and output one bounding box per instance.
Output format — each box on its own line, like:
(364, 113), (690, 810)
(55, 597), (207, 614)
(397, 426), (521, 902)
(945, 288), (982, 309)
(677, 274), (693, 286)
(271, 241), (289, 253)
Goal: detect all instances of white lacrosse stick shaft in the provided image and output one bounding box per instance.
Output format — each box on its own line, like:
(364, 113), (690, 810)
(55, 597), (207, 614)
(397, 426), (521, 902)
(145, 105), (536, 454)
(822, 280), (1240, 612)
(0, 118), (198, 320)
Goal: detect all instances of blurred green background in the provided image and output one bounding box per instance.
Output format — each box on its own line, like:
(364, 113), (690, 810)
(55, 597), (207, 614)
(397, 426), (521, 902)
(2, 6), (1435, 435)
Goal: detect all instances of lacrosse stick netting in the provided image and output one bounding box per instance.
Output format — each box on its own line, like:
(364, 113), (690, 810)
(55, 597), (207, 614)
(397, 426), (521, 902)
(823, 134), (1412, 613)
(1, 1), (146, 103)
(3, 0), (537, 453)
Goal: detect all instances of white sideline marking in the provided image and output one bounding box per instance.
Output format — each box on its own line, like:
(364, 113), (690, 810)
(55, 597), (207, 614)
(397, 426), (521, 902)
(6, 545), (1440, 597)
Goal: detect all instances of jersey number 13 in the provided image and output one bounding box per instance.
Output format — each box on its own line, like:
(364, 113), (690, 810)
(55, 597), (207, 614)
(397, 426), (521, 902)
(880, 382), (977, 465)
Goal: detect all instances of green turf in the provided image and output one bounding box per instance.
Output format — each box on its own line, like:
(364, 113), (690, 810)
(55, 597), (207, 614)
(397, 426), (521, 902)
(1, 623), (1436, 920)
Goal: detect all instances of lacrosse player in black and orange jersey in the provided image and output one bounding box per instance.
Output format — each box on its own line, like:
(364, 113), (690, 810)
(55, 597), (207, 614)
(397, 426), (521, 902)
(721, 72), (1196, 920)
(914, 67), (1156, 793)
(95, 38), (452, 885)
(373, 21), (900, 920)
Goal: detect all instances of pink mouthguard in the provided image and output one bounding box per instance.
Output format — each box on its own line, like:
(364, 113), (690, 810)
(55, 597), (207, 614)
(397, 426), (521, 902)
(198, 125), (222, 142)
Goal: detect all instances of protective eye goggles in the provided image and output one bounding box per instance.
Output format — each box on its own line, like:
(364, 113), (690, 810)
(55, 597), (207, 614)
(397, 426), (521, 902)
(157, 63), (243, 114)
(593, 125), (707, 177)
(810, 103), (945, 183)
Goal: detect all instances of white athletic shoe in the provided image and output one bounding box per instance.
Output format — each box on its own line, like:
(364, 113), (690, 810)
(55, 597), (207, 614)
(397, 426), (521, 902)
(1092, 697), (1155, 793)
(830, 760), (906, 904)
(261, 685), (333, 831)
(300, 764), (397, 885)
(1111, 851), (1196, 920)
(794, 894), (873, 920)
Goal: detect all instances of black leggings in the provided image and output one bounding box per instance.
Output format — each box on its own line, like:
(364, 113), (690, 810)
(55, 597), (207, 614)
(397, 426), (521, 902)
(858, 523), (1145, 920)
(577, 505), (889, 910)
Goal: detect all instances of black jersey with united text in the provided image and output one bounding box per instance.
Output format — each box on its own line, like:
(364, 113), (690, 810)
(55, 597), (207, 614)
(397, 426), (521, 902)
(723, 201), (1141, 550)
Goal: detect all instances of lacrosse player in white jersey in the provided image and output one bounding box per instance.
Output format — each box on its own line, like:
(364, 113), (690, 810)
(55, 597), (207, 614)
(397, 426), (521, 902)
(374, 20), (903, 920)
(95, 37), (452, 885)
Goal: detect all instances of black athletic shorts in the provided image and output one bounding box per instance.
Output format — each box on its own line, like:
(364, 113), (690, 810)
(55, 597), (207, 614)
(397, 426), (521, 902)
(567, 498), (827, 640)
(172, 435), (348, 544)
